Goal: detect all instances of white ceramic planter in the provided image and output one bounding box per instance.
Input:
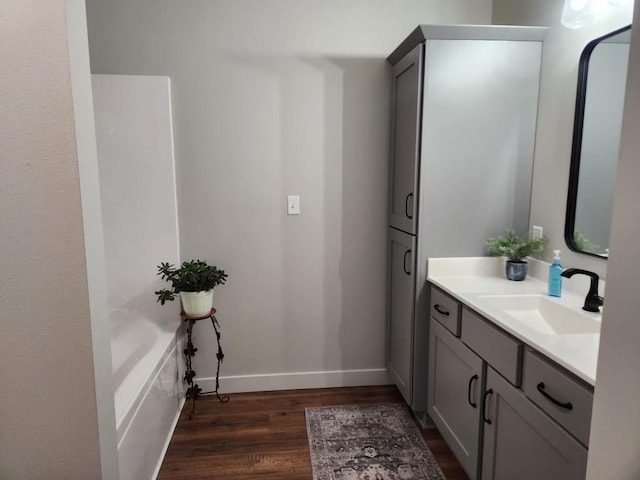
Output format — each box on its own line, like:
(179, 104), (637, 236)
(180, 289), (214, 316)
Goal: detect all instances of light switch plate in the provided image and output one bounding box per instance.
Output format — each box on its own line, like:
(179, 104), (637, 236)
(287, 195), (300, 215)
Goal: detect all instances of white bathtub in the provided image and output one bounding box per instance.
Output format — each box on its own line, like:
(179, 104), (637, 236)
(110, 308), (185, 480)
(93, 74), (182, 479)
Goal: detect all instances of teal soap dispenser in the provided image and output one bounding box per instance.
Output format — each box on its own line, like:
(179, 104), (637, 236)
(548, 250), (563, 297)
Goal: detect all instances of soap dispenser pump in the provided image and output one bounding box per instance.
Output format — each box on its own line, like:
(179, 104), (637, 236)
(548, 250), (563, 297)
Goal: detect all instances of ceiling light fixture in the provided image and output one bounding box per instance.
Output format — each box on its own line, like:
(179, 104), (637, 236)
(562, 0), (632, 28)
(561, 0), (596, 29)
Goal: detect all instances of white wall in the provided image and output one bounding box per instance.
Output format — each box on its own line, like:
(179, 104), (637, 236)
(493, 0), (632, 278)
(85, 0), (492, 391)
(0, 0), (113, 477)
(587, 3), (640, 477)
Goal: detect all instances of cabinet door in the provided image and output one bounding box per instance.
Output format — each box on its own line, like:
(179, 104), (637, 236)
(389, 43), (423, 234)
(481, 367), (588, 480)
(387, 228), (416, 403)
(428, 318), (483, 480)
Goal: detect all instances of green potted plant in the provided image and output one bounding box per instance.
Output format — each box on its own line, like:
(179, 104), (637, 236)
(486, 228), (547, 281)
(155, 260), (228, 316)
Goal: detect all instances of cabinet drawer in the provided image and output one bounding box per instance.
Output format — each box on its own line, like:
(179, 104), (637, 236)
(430, 287), (461, 336)
(461, 307), (522, 386)
(523, 350), (593, 446)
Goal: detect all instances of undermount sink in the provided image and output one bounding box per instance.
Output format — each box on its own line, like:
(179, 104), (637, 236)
(477, 294), (601, 335)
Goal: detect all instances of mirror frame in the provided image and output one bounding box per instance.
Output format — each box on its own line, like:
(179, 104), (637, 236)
(565, 24), (631, 259)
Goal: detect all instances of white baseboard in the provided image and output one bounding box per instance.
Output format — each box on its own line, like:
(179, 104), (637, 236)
(196, 368), (391, 394)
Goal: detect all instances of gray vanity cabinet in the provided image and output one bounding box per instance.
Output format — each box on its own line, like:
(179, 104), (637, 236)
(428, 318), (483, 480)
(482, 367), (588, 480)
(387, 228), (416, 401)
(426, 284), (590, 480)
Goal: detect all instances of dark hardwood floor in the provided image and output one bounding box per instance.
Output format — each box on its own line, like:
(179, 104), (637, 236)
(157, 385), (469, 480)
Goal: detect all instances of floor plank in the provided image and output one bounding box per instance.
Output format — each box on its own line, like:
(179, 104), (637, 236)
(157, 385), (470, 480)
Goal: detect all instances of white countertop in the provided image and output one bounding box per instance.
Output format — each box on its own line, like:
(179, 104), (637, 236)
(427, 257), (601, 386)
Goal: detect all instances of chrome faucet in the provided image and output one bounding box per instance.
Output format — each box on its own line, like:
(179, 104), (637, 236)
(560, 268), (604, 312)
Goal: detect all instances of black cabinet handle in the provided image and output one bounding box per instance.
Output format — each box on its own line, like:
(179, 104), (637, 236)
(467, 374), (479, 408)
(537, 383), (573, 410)
(434, 304), (449, 316)
(483, 389), (494, 424)
(405, 193), (413, 220)
(403, 249), (412, 275)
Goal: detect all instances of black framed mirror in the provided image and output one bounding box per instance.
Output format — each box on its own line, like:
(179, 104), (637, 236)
(565, 24), (631, 259)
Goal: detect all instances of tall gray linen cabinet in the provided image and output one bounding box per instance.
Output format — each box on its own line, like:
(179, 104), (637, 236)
(385, 25), (548, 425)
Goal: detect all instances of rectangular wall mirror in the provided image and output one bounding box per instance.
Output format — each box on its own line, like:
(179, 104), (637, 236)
(565, 24), (631, 258)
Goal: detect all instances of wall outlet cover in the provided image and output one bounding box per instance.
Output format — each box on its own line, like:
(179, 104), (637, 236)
(532, 225), (543, 239)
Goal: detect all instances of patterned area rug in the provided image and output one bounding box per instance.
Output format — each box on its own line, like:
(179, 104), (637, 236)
(305, 403), (445, 480)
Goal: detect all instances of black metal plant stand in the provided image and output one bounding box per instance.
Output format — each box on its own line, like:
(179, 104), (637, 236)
(181, 307), (229, 420)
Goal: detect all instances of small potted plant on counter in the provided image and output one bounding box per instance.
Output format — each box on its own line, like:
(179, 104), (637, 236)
(486, 228), (547, 281)
(155, 259), (228, 316)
